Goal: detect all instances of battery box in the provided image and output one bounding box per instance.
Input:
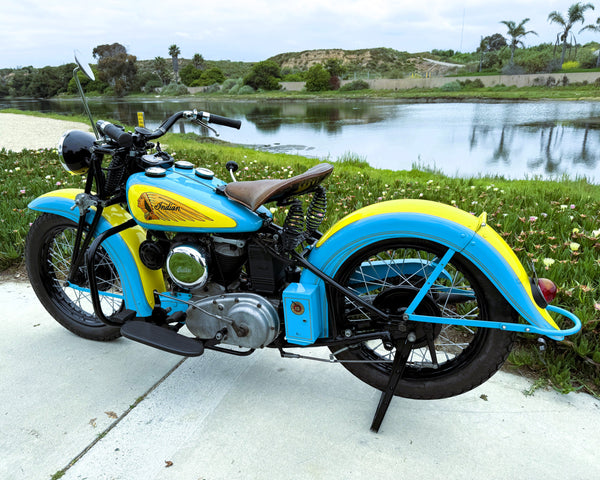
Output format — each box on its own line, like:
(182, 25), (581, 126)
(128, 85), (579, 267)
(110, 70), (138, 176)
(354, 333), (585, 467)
(282, 283), (324, 346)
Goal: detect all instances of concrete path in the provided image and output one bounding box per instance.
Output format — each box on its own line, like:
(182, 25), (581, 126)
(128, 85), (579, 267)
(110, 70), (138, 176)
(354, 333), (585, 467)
(1, 280), (598, 480)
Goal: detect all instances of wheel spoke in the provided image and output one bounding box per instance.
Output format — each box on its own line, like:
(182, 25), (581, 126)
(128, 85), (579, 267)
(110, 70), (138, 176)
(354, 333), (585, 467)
(337, 243), (485, 371)
(46, 227), (123, 323)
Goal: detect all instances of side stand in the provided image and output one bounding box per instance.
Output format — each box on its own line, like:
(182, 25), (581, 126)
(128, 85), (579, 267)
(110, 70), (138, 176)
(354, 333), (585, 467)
(370, 332), (415, 433)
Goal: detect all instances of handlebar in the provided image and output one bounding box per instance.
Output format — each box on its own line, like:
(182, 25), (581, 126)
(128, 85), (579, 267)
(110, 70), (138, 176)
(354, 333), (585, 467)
(199, 112), (241, 129)
(96, 120), (133, 148)
(95, 110), (241, 147)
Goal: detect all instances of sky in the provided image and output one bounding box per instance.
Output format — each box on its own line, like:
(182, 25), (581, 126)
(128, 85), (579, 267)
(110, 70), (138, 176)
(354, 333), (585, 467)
(2, 0), (600, 68)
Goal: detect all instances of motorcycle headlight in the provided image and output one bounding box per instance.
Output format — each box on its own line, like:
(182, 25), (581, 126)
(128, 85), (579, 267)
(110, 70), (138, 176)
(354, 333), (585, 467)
(58, 130), (95, 175)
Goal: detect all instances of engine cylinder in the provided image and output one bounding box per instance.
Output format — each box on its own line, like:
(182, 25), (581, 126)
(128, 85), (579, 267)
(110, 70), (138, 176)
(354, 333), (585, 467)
(166, 244), (209, 289)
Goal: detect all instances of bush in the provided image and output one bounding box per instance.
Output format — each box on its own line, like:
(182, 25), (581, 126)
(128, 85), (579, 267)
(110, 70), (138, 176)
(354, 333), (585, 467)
(160, 83), (189, 96)
(339, 79), (370, 91)
(220, 78), (240, 92)
(501, 64), (526, 75)
(329, 76), (341, 90)
(243, 60), (282, 91)
(237, 85), (255, 95)
(562, 61), (580, 70)
(144, 79), (162, 92)
(577, 48), (598, 68)
(282, 72), (305, 81)
(459, 79), (484, 88)
(305, 64), (330, 92)
(440, 81), (462, 92)
(203, 83), (221, 94)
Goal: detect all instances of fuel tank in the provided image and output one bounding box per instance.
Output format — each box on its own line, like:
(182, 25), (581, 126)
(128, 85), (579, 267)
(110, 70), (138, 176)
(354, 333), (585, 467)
(126, 162), (267, 233)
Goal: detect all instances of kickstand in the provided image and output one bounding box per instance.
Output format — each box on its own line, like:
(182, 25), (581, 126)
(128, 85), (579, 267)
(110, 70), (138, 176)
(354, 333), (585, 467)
(370, 332), (416, 433)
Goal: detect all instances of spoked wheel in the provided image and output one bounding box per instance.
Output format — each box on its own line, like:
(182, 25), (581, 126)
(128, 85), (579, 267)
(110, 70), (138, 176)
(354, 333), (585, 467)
(329, 238), (517, 400)
(25, 213), (123, 340)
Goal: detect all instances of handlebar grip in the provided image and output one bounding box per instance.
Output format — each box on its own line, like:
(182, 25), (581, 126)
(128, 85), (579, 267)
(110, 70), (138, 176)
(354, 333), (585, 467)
(202, 112), (241, 130)
(97, 120), (133, 148)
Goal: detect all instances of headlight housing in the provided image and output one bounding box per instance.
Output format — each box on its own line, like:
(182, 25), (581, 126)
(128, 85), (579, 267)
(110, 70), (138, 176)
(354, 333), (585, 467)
(58, 130), (95, 175)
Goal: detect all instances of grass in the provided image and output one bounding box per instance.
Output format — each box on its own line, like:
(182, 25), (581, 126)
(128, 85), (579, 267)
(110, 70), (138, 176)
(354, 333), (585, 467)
(3, 113), (600, 395)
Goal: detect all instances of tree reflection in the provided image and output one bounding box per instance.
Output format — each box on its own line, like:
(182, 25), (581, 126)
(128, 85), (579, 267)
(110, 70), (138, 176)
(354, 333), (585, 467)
(470, 121), (600, 175)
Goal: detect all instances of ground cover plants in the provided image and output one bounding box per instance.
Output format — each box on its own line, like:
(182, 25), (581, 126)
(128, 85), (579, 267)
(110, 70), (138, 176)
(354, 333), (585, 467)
(1, 132), (599, 395)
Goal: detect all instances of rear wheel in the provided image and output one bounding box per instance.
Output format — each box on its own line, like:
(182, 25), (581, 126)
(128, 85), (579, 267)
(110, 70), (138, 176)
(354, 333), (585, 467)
(329, 238), (517, 399)
(25, 213), (122, 341)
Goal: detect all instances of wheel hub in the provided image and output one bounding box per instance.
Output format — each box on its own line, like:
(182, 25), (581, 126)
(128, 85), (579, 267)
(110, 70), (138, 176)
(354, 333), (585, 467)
(373, 286), (442, 347)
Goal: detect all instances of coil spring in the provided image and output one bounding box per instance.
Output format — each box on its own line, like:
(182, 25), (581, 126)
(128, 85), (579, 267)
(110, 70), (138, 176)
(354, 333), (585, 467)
(282, 199), (305, 251)
(306, 185), (327, 232)
(105, 155), (126, 196)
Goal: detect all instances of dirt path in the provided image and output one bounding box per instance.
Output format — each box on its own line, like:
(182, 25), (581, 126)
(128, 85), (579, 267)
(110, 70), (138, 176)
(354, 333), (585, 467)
(0, 113), (90, 151)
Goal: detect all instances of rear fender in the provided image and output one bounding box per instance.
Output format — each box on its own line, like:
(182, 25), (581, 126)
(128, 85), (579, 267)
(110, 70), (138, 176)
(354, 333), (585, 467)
(28, 189), (165, 316)
(301, 199), (568, 340)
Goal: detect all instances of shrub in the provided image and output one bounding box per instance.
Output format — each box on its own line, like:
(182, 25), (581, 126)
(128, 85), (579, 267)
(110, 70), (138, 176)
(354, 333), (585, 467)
(144, 79), (162, 92)
(282, 72), (305, 81)
(329, 76), (341, 90)
(160, 83), (189, 96)
(243, 60), (282, 91)
(339, 79), (370, 91)
(237, 85), (255, 95)
(203, 83), (221, 94)
(220, 78), (239, 92)
(201, 67), (226, 85)
(305, 64), (330, 92)
(459, 79), (485, 88)
(562, 61), (580, 70)
(501, 64), (526, 75)
(440, 81), (461, 92)
(577, 48), (598, 68)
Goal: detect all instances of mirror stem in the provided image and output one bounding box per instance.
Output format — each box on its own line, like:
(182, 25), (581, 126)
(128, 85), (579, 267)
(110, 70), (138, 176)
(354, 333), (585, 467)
(73, 66), (99, 139)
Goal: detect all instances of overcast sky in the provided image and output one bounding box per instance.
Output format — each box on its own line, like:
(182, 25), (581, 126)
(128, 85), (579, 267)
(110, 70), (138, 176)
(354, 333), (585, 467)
(2, 0), (600, 68)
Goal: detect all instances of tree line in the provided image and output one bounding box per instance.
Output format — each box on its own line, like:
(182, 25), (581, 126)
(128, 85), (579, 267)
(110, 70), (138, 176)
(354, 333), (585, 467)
(3, 3), (600, 98)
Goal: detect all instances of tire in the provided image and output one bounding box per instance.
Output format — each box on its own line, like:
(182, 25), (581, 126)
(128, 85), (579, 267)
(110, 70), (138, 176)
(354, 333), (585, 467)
(25, 213), (122, 341)
(329, 238), (517, 399)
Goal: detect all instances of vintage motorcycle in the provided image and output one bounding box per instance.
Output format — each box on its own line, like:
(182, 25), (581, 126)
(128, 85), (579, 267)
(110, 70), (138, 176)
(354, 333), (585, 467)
(25, 54), (581, 432)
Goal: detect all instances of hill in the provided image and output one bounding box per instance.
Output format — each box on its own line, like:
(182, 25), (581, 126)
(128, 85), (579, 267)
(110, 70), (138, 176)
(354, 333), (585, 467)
(267, 47), (458, 77)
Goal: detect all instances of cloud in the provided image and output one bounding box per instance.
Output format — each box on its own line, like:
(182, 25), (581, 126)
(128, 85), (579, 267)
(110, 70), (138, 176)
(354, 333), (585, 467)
(1, 0), (598, 68)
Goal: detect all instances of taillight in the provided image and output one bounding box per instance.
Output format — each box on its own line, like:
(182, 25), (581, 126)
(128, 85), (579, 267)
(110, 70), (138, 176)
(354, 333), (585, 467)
(537, 278), (557, 303)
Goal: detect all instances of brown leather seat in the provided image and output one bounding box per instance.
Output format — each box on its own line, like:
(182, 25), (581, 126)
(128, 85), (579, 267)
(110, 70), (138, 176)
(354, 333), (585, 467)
(224, 163), (334, 211)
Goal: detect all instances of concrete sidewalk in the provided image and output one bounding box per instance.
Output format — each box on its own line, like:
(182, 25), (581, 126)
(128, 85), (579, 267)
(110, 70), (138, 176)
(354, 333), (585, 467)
(1, 280), (598, 480)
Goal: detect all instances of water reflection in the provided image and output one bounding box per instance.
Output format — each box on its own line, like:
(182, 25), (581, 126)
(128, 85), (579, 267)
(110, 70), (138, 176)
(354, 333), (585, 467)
(3, 98), (600, 182)
(469, 119), (600, 176)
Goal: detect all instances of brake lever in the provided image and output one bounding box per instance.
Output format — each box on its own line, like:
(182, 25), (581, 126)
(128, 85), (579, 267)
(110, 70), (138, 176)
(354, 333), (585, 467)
(191, 118), (219, 137)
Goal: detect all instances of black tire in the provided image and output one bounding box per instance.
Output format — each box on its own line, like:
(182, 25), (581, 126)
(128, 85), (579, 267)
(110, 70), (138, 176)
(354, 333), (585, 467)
(25, 213), (122, 341)
(329, 238), (517, 399)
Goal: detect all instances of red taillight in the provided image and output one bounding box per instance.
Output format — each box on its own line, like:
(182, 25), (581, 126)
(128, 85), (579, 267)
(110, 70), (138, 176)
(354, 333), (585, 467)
(538, 278), (557, 303)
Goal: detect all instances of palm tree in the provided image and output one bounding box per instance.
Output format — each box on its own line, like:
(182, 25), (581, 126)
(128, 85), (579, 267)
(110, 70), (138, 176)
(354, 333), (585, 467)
(500, 18), (537, 65)
(192, 53), (205, 70)
(168, 44), (181, 83)
(548, 2), (595, 66)
(580, 17), (600, 67)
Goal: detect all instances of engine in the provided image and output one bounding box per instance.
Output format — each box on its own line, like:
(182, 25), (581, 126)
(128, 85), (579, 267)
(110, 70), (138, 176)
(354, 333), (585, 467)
(139, 234), (282, 348)
(185, 292), (280, 349)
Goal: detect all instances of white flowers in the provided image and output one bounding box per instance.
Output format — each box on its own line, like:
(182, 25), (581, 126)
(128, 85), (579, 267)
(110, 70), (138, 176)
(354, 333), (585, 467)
(542, 258), (555, 267)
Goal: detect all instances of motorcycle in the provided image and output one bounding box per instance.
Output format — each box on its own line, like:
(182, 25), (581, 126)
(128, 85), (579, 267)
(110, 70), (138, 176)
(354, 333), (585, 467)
(25, 53), (581, 432)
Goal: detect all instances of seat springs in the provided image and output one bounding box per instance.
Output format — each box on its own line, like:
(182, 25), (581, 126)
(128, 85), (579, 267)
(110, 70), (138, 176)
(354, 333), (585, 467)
(281, 199), (305, 251)
(306, 185), (327, 233)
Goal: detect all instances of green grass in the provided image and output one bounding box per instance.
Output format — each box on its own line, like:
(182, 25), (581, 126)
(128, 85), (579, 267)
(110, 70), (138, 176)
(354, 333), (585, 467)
(3, 114), (600, 395)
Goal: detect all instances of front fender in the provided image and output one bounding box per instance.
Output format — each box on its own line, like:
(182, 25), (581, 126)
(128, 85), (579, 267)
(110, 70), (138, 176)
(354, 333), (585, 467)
(28, 189), (165, 317)
(303, 199), (568, 340)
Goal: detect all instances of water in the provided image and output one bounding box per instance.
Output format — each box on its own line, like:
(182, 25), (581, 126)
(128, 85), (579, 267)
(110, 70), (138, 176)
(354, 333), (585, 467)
(3, 97), (600, 182)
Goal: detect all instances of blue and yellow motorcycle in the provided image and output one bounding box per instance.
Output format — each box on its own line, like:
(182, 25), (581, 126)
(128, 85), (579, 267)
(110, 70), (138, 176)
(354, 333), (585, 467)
(25, 56), (581, 432)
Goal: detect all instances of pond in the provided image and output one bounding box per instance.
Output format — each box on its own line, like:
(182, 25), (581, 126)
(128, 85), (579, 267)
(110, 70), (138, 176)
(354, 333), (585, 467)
(3, 97), (600, 183)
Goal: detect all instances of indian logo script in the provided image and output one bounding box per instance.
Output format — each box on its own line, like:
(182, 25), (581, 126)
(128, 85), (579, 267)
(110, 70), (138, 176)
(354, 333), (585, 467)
(137, 192), (213, 223)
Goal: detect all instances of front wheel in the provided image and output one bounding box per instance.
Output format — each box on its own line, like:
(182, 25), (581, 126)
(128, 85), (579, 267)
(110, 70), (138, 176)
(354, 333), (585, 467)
(329, 238), (517, 400)
(25, 213), (123, 341)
